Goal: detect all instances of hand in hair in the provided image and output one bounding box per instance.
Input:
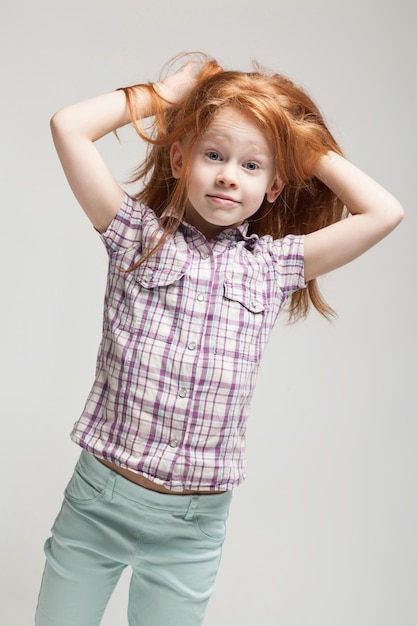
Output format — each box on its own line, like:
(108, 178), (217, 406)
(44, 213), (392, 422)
(154, 62), (199, 107)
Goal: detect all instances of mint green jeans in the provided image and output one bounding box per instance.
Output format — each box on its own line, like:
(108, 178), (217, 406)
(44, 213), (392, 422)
(35, 451), (232, 626)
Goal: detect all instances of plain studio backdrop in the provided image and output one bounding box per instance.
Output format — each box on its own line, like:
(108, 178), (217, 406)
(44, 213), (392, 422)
(1, 1), (415, 624)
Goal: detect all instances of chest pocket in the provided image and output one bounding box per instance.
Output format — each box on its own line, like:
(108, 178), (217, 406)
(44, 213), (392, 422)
(214, 274), (268, 362)
(112, 251), (189, 341)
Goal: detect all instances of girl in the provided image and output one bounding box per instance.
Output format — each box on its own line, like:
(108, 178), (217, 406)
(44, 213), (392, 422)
(35, 55), (403, 626)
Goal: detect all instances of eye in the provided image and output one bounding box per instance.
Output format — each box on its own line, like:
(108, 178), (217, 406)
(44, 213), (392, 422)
(244, 161), (260, 171)
(206, 151), (221, 161)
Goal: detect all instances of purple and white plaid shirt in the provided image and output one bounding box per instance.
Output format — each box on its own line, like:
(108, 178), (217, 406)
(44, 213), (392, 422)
(71, 195), (305, 491)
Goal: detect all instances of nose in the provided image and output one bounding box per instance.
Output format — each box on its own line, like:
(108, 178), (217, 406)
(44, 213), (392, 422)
(215, 163), (239, 187)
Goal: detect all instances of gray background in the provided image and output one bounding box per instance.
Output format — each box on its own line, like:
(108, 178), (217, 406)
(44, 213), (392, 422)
(2, 1), (415, 624)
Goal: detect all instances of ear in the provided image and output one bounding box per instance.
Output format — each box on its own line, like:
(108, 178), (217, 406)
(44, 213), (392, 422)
(170, 141), (184, 179)
(266, 175), (284, 203)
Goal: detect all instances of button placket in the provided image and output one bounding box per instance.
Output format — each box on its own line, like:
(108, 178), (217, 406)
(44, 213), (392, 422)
(172, 248), (212, 456)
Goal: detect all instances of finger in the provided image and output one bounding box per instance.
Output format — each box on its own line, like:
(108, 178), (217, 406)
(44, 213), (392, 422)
(180, 61), (196, 75)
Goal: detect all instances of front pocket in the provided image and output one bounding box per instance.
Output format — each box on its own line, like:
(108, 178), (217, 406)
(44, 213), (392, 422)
(212, 277), (267, 362)
(193, 512), (227, 543)
(64, 468), (107, 505)
(223, 278), (266, 314)
(113, 252), (190, 338)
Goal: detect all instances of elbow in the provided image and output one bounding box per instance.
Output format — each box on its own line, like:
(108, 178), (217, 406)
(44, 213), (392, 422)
(389, 198), (405, 231)
(50, 108), (68, 136)
(396, 201), (405, 225)
(375, 195), (404, 236)
(50, 106), (76, 141)
(50, 109), (64, 140)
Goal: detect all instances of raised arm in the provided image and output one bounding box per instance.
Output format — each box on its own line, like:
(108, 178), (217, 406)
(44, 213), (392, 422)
(303, 151), (404, 282)
(50, 63), (197, 233)
(50, 90), (131, 232)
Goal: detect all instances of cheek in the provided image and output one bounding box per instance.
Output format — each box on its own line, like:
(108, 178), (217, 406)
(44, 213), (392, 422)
(188, 166), (206, 192)
(248, 183), (268, 205)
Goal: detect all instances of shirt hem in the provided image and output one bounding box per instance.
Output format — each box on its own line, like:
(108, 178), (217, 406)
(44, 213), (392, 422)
(70, 436), (244, 493)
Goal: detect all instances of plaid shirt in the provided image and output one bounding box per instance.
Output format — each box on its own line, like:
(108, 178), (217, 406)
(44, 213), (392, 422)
(71, 195), (305, 491)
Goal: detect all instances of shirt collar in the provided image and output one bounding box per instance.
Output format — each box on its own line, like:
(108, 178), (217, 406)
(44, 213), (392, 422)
(179, 218), (257, 243)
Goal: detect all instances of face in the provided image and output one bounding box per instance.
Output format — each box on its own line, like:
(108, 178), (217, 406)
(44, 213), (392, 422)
(170, 108), (283, 240)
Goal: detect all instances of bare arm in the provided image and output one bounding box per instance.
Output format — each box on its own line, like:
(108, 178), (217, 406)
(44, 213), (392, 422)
(50, 63), (196, 233)
(50, 90), (131, 232)
(303, 151), (404, 282)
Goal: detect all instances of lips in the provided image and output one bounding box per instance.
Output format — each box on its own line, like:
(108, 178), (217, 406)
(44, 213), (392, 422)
(207, 194), (240, 205)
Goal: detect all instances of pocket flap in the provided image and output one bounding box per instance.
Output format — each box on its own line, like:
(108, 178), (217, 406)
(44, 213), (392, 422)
(134, 250), (189, 288)
(223, 278), (266, 313)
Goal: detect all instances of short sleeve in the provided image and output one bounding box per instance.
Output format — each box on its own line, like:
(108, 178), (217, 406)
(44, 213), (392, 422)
(269, 234), (306, 295)
(99, 194), (146, 255)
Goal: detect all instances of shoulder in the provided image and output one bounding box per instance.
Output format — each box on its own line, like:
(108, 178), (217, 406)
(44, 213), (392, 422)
(250, 233), (306, 292)
(251, 232), (305, 263)
(100, 195), (159, 254)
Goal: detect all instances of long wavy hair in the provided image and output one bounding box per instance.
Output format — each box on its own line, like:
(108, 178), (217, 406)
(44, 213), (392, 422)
(119, 54), (347, 320)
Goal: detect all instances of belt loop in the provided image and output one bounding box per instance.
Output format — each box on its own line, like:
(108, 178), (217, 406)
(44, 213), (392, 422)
(184, 496), (199, 520)
(103, 470), (117, 501)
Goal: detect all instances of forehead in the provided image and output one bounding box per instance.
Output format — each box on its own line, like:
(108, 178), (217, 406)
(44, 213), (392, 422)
(201, 108), (272, 152)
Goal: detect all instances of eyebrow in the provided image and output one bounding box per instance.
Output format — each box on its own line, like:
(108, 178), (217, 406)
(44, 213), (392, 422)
(199, 134), (271, 157)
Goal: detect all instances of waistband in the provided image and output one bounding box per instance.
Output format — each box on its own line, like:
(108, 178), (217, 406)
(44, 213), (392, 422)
(76, 450), (233, 515)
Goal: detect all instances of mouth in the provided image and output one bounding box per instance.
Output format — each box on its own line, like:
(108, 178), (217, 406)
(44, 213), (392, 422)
(207, 194), (240, 206)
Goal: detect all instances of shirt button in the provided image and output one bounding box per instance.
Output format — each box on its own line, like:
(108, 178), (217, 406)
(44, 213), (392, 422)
(188, 342), (196, 351)
(169, 438), (179, 448)
(202, 252), (209, 260)
(178, 388), (188, 398)
(197, 293), (205, 302)
(251, 300), (259, 310)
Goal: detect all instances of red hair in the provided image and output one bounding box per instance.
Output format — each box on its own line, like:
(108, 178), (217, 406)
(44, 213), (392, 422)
(119, 54), (347, 320)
